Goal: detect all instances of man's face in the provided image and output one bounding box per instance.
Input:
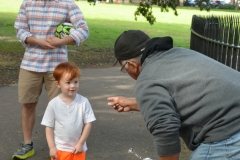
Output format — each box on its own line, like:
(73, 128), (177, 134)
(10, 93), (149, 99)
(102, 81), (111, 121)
(120, 60), (141, 80)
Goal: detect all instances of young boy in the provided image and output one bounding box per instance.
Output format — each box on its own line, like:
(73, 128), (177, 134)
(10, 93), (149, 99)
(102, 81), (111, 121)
(41, 62), (96, 160)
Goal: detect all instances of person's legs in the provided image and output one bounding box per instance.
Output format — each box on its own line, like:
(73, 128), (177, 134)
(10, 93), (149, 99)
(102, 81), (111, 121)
(44, 71), (59, 101)
(13, 69), (44, 159)
(189, 130), (240, 160)
(22, 102), (37, 144)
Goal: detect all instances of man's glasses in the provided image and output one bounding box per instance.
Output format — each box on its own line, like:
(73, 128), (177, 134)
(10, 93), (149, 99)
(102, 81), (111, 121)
(120, 61), (128, 73)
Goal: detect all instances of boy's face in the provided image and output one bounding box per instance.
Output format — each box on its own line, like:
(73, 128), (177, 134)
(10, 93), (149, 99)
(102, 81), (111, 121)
(56, 73), (79, 98)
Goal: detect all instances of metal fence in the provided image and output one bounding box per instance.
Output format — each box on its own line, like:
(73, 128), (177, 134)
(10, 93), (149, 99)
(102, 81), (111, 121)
(190, 15), (240, 71)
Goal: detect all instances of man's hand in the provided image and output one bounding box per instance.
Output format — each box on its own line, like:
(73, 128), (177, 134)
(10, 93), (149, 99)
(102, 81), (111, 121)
(25, 36), (56, 49)
(38, 38), (56, 49)
(47, 35), (76, 46)
(107, 96), (140, 112)
(25, 35), (75, 48)
(46, 36), (66, 47)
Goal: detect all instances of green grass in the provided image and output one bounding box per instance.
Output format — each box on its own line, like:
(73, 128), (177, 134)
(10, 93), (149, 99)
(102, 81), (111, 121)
(1, 1), (239, 51)
(0, 0), (239, 86)
(0, 0), (240, 63)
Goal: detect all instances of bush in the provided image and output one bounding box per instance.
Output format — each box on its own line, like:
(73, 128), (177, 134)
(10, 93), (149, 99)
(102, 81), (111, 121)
(219, 4), (236, 9)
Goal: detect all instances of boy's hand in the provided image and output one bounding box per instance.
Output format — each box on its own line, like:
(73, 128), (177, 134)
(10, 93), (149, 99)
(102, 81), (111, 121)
(49, 147), (58, 159)
(72, 143), (84, 154)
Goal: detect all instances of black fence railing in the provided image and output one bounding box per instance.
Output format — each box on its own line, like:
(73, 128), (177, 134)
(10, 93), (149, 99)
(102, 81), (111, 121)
(190, 15), (240, 71)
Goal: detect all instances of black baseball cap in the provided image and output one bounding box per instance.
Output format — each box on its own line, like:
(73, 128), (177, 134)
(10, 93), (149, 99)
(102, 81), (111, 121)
(113, 30), (150, 65)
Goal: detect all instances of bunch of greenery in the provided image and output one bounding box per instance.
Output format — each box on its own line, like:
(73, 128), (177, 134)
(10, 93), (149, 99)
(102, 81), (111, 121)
(133, 0), (238, 25)
(219, 4), (236, 9)
(87, 0), (98, 5)
(134, 0), (178, 25)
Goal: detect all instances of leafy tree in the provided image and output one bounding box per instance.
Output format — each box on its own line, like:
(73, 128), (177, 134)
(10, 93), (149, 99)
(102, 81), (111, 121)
(136, 0), (240, 25)
(134, 0), (215, 25)
(87, 0), (98, 5)
(134, 0), (178, 25)
(85, 0), (210, 24)
(234, 0), (240, 10)
(85, 0), (238, 25)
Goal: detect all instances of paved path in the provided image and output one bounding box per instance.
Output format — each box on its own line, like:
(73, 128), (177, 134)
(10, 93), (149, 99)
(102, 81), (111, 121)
(0, 67), (159, 160)
(0, 67), (191, 160)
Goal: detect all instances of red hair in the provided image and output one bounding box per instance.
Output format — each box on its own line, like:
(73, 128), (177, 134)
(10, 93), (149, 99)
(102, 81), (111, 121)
(53, 62), (81, 82)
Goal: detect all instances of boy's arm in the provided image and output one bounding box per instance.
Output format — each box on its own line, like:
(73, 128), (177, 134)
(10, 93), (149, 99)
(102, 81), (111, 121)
(73, 123), (92, 154)
(46, 126), (58, 159)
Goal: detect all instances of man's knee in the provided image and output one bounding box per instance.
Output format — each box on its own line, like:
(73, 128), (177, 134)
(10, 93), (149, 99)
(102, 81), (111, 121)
(22, 103), (37, 111)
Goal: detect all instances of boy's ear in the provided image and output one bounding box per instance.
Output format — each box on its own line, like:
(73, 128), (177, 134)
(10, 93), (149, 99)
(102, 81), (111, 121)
(55, 81), (60, 88)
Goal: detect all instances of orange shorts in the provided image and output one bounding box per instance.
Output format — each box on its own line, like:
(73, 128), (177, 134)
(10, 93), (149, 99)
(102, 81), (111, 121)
(51, 150), (86, 160)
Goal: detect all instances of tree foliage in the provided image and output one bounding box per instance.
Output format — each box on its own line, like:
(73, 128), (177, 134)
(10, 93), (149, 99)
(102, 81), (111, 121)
(85, 0), (239, 25)
(134, 0), (178, 25)
(87, 0), (98, 5)
(134, 0), (216, 25)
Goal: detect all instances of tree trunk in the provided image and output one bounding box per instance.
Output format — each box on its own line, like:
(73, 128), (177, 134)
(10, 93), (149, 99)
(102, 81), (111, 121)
(235, 0), (239, 10)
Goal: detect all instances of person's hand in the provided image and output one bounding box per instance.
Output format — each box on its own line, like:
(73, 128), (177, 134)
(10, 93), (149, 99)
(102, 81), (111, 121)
(37, 38), (56, 49)
(46, 36), (64, 47)
(72, 143), (83, 154)
(107, 96), (131, 112)
(107, 96), (140, 112)
(49, 147), (58, 160)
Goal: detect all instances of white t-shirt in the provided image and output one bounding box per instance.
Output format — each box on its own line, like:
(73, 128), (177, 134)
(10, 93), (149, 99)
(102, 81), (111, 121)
(41, 94), (96, 152)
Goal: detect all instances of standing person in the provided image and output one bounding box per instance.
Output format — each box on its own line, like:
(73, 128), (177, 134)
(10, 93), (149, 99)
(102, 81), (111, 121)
(41, 62), (96, 160)
(13, 0), (89, 159)
(107, 30), (240, 160)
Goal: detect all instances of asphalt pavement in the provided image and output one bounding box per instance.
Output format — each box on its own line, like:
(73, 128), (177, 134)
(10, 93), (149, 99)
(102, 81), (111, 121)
(0, 67), (191, 160)
(0, 67), (160, 160)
